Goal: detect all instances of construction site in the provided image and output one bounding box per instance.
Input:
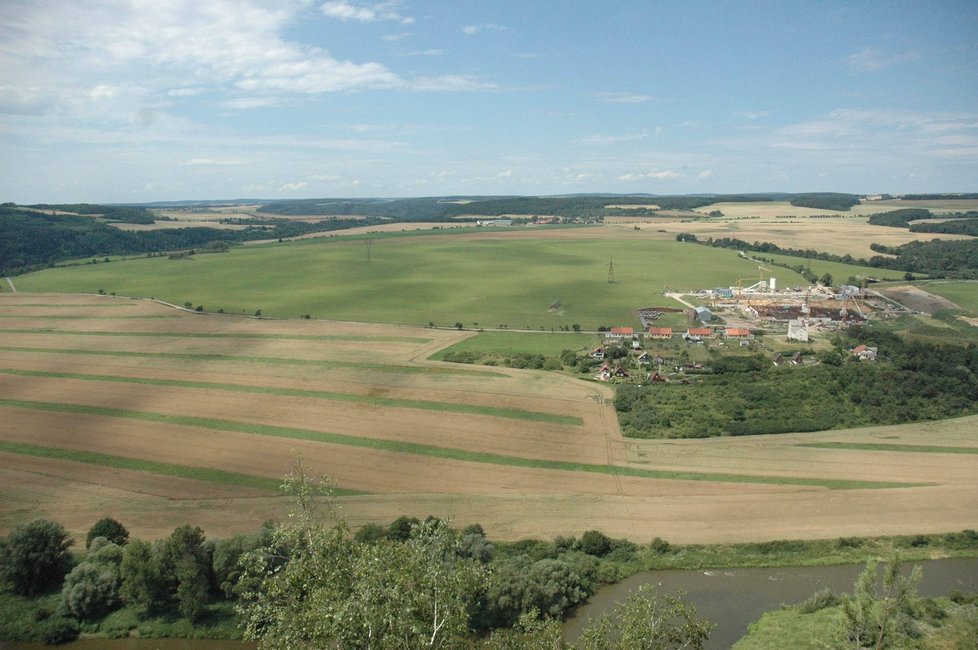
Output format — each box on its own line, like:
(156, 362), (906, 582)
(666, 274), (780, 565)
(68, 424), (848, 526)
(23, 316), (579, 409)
(671, 266), (905, 342)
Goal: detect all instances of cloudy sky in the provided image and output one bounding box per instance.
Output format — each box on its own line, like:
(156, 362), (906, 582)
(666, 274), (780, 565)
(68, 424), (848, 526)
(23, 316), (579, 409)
(1, 0), (976, 203)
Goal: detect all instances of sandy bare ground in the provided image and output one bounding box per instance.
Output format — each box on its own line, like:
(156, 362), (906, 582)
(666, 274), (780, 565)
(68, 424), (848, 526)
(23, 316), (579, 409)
(0, 293), (976, 545)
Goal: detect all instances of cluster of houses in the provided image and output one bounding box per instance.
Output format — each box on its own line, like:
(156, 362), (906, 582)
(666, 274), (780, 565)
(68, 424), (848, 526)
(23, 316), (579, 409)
(602, 325), (753, 343)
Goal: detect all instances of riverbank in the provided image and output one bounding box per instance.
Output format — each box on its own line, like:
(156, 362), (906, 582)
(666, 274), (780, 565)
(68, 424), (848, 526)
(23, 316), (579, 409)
(3, 529), (977, 645)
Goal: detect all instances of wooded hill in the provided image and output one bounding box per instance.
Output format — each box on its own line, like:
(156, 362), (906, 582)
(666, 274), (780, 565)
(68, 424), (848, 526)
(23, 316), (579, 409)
(0, 206), (382, 276)
(257, 193), (861, 218)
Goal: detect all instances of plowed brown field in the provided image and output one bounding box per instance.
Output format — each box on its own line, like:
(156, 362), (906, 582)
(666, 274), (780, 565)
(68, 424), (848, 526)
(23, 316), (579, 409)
(1, 293), (975, 544)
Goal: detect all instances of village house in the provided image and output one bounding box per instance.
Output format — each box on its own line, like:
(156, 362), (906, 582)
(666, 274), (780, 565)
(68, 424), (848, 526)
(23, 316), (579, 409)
(725, 328), (751, 339)
(852, 344), (878, 361)
(787, 319), (809, 342)
(647, 326), (673, 339)
(685, 327), (712, 341)
(606, 326), (635, 340)
(588, 347), (605, 360)
(773, 352), (786, 367)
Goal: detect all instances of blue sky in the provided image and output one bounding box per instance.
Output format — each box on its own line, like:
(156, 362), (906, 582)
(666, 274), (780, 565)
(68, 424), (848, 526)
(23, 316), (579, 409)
(1, 0), (976, 203)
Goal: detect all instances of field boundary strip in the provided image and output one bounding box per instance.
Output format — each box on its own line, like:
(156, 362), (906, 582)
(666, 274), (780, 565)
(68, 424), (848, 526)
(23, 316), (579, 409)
(0, 368), (583, 426)
(0, 315), (181, 320)
(0, 399), (928, 491)
(799, 442), (978, 455)
(0, 440), (365, 496)
(0, 345), (505, 377)
(0, 327), (433, 343)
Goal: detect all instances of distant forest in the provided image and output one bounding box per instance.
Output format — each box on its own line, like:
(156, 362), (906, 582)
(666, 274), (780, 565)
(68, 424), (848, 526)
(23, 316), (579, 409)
(257, 192), (861, 218)
(0, 206), (381, 276)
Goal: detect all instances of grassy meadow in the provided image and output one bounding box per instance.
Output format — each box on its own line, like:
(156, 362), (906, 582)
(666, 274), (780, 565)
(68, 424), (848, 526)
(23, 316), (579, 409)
(915, 280), (978, 313)
(15, 233), (814, 329)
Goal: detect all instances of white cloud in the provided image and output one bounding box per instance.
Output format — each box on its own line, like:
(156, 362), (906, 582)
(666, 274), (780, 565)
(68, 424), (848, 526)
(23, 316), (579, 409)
(843, 47), (921, 73)
(279, 181), (309, 191)
(498, 170), (513, 178)
(167, 87), (205, 97)
(183, 157), (246, 166)
(382, 32), (413, 41)
(221, 97), (285, 109)
(593, 92), (654, 104)
(321, 1), (414, 25)
(579, 129), (650, 145)
(409, 75), (498, 92)
(737, 110), (770, 120)
(400, 49), (445, 57)
(697, 169), (714, 180)
(619, 170), (680, 181)
(87, 84), (119, 101)
(0, 85), (49, 115)
(462, 23), (506, 35)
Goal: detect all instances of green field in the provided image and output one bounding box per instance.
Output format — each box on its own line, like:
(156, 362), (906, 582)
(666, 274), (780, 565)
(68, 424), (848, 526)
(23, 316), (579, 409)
(915, 280), (978, 313)
(751, 252), (909, 284)
(15, 234), (814, 329)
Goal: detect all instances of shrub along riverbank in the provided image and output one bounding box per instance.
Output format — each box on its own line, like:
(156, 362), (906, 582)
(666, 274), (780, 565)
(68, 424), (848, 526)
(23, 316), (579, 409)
(2, 502), (977, 645)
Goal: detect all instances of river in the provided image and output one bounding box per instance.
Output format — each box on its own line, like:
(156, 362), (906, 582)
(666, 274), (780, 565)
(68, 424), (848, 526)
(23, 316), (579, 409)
(564, 557), (978, 649)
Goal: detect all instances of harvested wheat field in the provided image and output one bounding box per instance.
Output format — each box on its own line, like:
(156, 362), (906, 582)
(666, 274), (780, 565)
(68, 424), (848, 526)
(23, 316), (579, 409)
(1, 292), (976, 544)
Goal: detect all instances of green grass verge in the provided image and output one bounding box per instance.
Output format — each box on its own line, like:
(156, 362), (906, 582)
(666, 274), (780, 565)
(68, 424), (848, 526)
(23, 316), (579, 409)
(0, 440), (369, 495)
(0, 327), (431, 343)
(0, 399), (925, 490)
(799, 442), (978, 455)
(0, 368), (582, 426)
(0, 345), (503, 377)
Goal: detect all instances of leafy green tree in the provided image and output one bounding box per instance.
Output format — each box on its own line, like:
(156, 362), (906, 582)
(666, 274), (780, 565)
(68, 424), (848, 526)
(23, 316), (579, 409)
(578, 530), (612, 557)
(119, 538), (169, 612)
(838, 556), (922, 649)
(577, 584), (713, 649)
(60, 537), (124, 619)
(86, 517), (129, 549)
(211, 526), (273, 599)
(161, 525), (212, 621)
(238, 464), (490, 649)
(0, 519), (74, 596)
(483, 609), (567, 649)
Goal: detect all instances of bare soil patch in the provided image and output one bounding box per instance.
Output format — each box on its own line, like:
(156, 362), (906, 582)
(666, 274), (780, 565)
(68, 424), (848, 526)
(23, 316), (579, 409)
(874, 285), (961, 314)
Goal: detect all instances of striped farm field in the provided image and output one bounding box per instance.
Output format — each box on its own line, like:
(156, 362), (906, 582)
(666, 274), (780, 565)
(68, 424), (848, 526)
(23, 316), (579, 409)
(1, 292), (977, 545)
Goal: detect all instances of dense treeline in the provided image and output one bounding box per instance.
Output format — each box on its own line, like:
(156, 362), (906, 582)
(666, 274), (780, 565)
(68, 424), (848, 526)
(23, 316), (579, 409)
(688, 234), (978, 278)
(0, 501), (704, 646)
(20, 203), (158, 224)
(257, 193), (861, 219)
(0, 207), (382, 275)
(901, 193), (978, 200)
(615, 330), (978, 438)
(787, 193), (860, 211)
(868, 239), (978, 277)
(866, 208), (934, 227)
(910, 217), (978, 237)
